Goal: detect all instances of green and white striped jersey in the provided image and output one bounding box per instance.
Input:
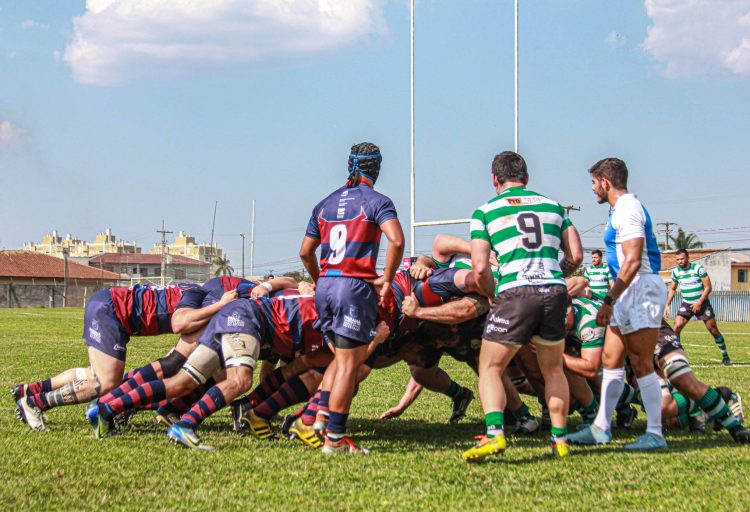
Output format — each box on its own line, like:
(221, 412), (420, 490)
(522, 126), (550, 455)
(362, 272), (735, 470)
(671, 263), (708, 304)
(572, 297), (605, 349)
(583, 264), (613, 300)
(432, 253), (472, 270)
(470, 186), (572, 294)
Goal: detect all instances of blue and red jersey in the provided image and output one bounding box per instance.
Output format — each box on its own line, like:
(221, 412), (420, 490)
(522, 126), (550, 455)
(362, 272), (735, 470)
(109, 284), (194, 336)
(178, 276), (254, 310)
(305, 183), (397, 279)
(255, 295), (323, 358)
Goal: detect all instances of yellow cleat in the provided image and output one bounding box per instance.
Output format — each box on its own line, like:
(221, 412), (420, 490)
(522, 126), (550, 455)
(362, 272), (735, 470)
(289, 418), (322, 449)
(462, 434), (506, 463)
(243, 409), (277, 440)
(550, 438), (570, 458)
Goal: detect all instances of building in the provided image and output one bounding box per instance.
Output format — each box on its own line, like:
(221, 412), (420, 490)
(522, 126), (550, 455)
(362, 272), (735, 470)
(22, 228), (141, 258)
(0, 250), (127, 308)
(148, 230), (223, 263)
(89, 253), (210, 284)
(659, 249), (750, 291)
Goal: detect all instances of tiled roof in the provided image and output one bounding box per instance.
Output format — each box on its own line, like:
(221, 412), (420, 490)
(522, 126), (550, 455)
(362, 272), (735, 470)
(660, 249), (724, 271)
(0, 251), (126, 280)
(89, 253), (209, 266)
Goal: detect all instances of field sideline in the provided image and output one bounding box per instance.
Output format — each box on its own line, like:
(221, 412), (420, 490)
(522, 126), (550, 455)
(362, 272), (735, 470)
(1, 308), (749, 510)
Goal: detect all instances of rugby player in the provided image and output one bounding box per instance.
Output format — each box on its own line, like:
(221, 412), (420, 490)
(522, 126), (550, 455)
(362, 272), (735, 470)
(667, 249), (731, 365)
(463, 151), (583, 462)
(569, 157), (668, 450)
(583, 249), (614, 300)
(299, 142), (404, 454)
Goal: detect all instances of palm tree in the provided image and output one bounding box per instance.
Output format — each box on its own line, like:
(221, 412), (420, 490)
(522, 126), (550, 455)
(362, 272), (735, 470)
(668, 228), (703, 250)
(213, 255), (234, 276)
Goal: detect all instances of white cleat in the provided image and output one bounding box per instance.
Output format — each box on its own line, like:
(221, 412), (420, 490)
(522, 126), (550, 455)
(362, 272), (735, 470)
(17, 398), (48, 431)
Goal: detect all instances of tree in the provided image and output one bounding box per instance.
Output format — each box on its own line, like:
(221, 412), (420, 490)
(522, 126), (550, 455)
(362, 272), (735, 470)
(668, 228), (703, 250)
(213, 256), (234, 277)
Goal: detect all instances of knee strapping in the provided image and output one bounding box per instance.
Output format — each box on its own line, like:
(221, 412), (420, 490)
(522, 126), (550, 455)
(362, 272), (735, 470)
(663, 355), (692, 382)
(158, 351), (188, 377)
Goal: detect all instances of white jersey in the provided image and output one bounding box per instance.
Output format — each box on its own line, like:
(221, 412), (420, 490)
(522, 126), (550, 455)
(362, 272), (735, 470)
(603, 193), (661, 277)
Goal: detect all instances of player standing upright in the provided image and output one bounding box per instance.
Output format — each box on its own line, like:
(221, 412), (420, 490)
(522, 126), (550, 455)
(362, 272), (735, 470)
(667, 249), (730, 365)
(299, 142), (404, 454)
(583, 249), (613, 300)
(569, 157), (668, 450)
(463, 151), (583, 462)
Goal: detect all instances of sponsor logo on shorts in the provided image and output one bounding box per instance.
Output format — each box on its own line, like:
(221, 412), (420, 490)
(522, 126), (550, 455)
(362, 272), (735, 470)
(488, 314), (509, 325)
(486, 314), (510, 334)
(88, 319), (102, 343)
(680, 307), (687, 312)
(227, 311), (245, 328)
(343, 316), (361, 332)
(114, 344), (125, 352)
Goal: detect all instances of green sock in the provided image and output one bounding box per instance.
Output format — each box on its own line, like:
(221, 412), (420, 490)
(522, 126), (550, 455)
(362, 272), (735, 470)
(551, 425), (567, 441)
(442, 381), (462, 400)
(485, 411), (504, 438)
(673, 391), (690, 428)
(511, 403), (530, 420)
(713, 335), (729, 358)
(582, 398), (599, 414)
(698, 387), (740, 429)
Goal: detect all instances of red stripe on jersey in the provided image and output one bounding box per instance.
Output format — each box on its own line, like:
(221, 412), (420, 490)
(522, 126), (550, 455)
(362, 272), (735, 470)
(221, 276), (245, 292)
(139, 290), (159, 335)
(269, 300), (293, 358)
(319, 257), (379, 279)
(298, 297), (323, 354)
(420, 281), (444, 307)
(109, 287), (134, 334)
(165, 287), (183, 314)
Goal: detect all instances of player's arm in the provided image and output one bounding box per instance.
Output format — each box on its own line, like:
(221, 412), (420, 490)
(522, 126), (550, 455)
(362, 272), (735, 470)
(372, 219), (405, 302)
(299, 236), (321, 284)
(433, 234), (470, 263)
(698, 275), (712, 304)
(402, 294), (489, 324)
(563, 347), (603, 379)
(171, 290), (238, 334)
(666, 280), (677, 307)
(470, 238), (494, 298)
(380, 376), (423, 420)
(250, 276), (299, 297)
(560, 225), (584, 277)
(597, 236), (642, 325)
(409, 255), (436, 280)
(366, 320), (391, 356)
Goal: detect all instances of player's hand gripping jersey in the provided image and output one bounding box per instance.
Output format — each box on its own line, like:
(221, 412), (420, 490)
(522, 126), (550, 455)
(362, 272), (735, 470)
(177, 276), (253, 310)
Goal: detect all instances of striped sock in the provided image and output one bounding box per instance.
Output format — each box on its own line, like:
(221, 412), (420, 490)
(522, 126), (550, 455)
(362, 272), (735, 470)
(551, 425), (567, 442)
(245, 368), (285, 408)
(26, 379), (53, 396)
(326, 410), (348, 443)
(163, 378), (215, 414)
(179, 385), (227, 429)
(301, 391), (321, 426)
(254, 376), (311, 420)
(617, 383), (638, 409)
(103, 380), (167, 419)
(698, 387), (740, 430)
(317, 390), (331, 420)
(713, 335), (729, 358)
(100, 363), (159, 404)
(485, 411), (504, 438)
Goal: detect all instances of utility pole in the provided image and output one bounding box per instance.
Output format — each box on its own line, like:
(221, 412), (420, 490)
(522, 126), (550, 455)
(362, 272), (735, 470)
(250, 199), (256, 278)
(658, 222), (675, 251)
(157, 220), (173, 287)
(62, 247), (69, 307)
(209, 200), (218, 280)
(240, 233), (246, 278)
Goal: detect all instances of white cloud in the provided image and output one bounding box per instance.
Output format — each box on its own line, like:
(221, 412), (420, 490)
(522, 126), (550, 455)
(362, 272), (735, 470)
(63, 0), (389, 85)
(605, 31), (626, 49)
(643, 0), (750, 78)
(21, 19), (48, 30)
(0, 121), (31, 152)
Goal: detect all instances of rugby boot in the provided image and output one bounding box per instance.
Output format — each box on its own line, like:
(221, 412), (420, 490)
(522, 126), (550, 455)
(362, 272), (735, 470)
(229, 400), (248, 432)
(462, 434), (506, 463)
(321, 437), (369, 455)
(550, 437), (570, 458)
(567, 424), (612, 445)
(88, 405), (116, 440)
(511, 414), (540, 436)
(688, 411), (707, 434)
(729, 425), (750, 443)
(624, 432), (667, 451)
(244, 409), (277, 440)
(154, 406), (180, 428)
(11, 385), (27, 421)
(167, 423), (215, 451)
(289, 418), (323, 449)
(449, 387), (474, 424)
(714, 387), (743, 430)
(17, 398), (48, 432)
(312, 412), (329, 441)
(722, 355), (732, 366)
(113, 409), (136, 429)
(616, 405), (638, 429)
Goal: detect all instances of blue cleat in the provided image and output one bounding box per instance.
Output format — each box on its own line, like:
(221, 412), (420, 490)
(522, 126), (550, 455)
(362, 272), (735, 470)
(567, 424), (612, 445)
(166, 423), (215, 451)
(85, 400), (99, 427)
(624, 432), (667, 451)
(88, 404), (116, 439)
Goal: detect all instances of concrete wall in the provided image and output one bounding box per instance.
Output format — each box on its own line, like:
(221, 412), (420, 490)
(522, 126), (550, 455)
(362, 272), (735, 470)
(0, 283), (105, 308)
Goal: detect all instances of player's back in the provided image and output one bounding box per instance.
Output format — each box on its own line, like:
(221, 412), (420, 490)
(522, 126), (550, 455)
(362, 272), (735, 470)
(110, 284), (185, 335)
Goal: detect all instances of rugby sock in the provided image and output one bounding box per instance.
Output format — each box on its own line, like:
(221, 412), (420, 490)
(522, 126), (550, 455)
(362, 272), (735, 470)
(485, 411), (504, 438)
(254, 376), (311, 420)
(26, 379), (53, 396)
(582, 398), (598, 415)
(326, 411), (348, 443)
(672, 391), (691, 428)
(593, 367), (625, 432)
(160, 379), (216, 415)
(713, 335), (729, 358)
(442, 381), (462, 399)
(301, 391), (321, 426)
(511, 403), (531, 420)
(697, 387), (741, 430)
(316, 390), (331, 423)
(246, 368), (286, 408)
(179, 385), (227, 429)
(100, 363), (159, 404)
(616, 383), (638, 410)
(636, 372), (663, 437)
(551, 425), (567, 442)
(103, 380), (167, 419)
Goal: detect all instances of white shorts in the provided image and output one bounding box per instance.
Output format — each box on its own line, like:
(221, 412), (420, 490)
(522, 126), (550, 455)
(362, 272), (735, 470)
(611, 274), (667, 335)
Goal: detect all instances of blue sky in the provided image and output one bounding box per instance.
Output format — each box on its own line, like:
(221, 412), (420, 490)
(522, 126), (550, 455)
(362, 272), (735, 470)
(1, 0), (750, 276)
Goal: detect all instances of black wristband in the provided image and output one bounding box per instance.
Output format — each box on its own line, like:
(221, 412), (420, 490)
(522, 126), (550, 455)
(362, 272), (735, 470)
(603, 294), (615, 306)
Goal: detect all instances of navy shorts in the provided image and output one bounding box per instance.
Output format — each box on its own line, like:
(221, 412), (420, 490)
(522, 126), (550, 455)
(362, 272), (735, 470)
(315, 276), (378, 346)
(198, 299), (265, 367)
(83, 289), (130, 361)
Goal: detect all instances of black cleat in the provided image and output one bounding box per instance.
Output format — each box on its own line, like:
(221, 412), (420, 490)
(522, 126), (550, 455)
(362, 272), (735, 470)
(616, 405), (638, 429)
(11, 385), (26, 422)
(113, 409), (137, 429)
(729, 425), (750, 443)
(229, 400), (247, 433)
(449, 387), (474, 424)
(722, 356), (732, 366)
(688, 412), (707, 434)
(281, 413), (299, 436)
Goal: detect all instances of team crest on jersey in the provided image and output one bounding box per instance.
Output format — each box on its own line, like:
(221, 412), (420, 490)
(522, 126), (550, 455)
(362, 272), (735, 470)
(507, 196), (541, 206)
(227, 311), (245, 328)
(580, 326), (603, 342)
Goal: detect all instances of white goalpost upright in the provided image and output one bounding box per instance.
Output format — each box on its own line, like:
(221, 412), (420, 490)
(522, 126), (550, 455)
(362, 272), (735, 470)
(409, 0), (519, 257)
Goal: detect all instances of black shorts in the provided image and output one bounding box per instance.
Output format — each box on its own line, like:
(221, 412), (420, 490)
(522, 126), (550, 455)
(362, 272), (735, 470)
(655, 320), (684, 363)
(483, 285), (567, 345)
(676, 299), (715, 321)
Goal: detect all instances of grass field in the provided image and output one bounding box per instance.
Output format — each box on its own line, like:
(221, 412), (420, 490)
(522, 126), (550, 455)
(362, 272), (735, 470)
(1, 308), (749, 511)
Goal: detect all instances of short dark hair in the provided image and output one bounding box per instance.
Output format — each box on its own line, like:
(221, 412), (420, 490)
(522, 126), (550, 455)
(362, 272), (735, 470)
(492, 151), (528, 185)
(589, 157), (628, 189)
(348, 142), (382, 182)
(676, 249), (689, 257)
(591, 249), (603, 257)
